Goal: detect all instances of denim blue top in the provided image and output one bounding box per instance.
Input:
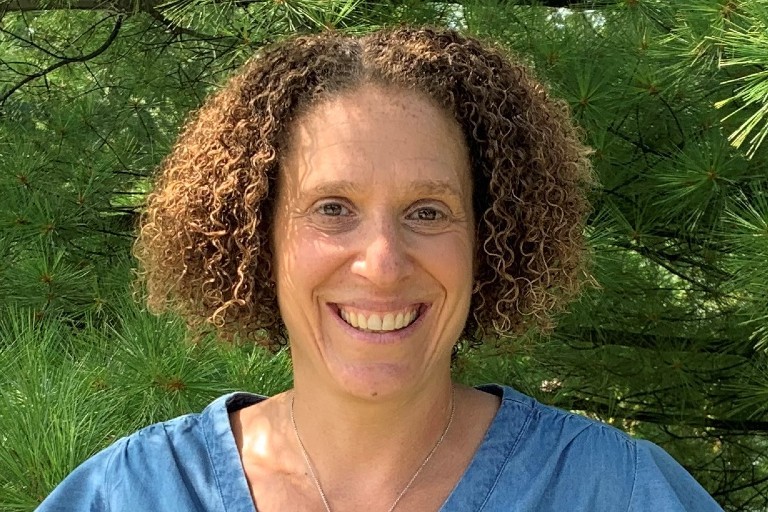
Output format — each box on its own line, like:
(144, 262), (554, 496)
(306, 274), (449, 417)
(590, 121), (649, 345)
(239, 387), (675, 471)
(37, 385), (723, 511)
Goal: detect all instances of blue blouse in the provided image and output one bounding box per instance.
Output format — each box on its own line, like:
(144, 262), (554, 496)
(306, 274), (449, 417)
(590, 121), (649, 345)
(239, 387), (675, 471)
(36, 385), (723, 511)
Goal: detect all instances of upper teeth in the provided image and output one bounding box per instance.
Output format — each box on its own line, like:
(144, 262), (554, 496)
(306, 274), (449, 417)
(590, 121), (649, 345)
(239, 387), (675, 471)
(339, 308), (419, 332)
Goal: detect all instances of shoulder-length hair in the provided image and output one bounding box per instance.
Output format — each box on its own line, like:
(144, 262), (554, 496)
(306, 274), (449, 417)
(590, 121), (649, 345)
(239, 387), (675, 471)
(134, 26), (593, 349)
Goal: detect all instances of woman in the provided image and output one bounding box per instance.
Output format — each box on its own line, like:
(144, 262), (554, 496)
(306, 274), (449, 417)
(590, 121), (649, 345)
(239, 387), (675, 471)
(37, 27), (722, 511)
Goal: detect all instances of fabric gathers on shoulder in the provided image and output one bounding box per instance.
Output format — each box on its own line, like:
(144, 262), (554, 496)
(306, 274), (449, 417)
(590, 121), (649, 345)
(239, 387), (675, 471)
(35, 385), (723, 512)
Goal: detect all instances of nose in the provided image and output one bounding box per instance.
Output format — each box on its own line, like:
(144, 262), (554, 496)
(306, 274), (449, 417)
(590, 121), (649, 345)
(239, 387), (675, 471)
(351, 218), (413, 287)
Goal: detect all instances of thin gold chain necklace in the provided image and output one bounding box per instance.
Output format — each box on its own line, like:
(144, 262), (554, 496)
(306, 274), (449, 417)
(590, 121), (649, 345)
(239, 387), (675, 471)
(290, 386), (456, 512)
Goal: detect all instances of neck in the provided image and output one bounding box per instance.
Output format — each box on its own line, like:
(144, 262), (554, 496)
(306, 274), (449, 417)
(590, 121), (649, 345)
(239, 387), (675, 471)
(290, 374), (456, 487)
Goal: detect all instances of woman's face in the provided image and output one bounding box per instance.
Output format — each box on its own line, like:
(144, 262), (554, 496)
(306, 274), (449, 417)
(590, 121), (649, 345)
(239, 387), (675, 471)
(273, 84), (474, 400)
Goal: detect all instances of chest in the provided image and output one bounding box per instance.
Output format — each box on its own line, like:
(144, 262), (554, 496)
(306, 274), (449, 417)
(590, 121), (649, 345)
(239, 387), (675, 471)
(241, 452), (465, 512)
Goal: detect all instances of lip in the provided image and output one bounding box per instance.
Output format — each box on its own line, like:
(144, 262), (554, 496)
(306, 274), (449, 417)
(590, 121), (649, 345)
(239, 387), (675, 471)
(327, 302), (430, 344)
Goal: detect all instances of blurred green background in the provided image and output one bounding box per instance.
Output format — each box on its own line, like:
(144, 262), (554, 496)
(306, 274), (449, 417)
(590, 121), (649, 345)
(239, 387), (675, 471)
(2, 1), (768, 510)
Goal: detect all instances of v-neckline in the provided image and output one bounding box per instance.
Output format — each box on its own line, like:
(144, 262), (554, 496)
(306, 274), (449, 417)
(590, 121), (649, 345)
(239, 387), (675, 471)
(206, 385), (531, 512)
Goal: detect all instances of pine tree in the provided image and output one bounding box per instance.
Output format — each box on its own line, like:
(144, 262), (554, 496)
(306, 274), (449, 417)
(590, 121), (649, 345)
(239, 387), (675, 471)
(1, 1), (767, 510)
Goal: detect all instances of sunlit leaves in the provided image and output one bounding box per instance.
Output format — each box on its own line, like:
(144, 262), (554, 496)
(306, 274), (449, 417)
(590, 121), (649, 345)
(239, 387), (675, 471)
(652, 135), (743, 230)
(707, 2), (768, 156)
(157, 0), (390, 42)
(722, 184), (768, 350)
(0, 304), (292, 507)
(0, 309), (123, 509)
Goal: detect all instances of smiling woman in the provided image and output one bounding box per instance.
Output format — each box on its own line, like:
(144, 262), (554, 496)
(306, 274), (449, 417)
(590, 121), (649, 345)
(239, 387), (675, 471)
(275, 84), (474, 404)
(37, 27), (722, 512)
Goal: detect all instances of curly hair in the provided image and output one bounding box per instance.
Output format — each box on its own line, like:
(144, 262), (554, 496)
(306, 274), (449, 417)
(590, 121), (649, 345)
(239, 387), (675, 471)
(134, 26), (593, 349)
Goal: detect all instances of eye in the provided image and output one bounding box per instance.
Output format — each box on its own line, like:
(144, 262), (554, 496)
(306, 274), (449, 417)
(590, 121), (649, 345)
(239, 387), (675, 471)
(411, 207), (444, 221)
(405, 200), (453, 233)
(315, 201), (351, 217)
(309, 199), (357, 232)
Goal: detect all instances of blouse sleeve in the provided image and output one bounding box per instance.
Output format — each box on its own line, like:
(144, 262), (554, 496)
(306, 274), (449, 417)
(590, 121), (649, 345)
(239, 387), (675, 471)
(628, 440), (723, 512)
(35, 441), (121, 512)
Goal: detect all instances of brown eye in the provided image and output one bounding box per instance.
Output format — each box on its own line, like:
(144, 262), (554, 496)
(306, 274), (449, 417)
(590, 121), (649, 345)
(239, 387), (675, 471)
(417, 208), (439, 221)
(317, 202), (348, 216)
(408, 206), (445, 222)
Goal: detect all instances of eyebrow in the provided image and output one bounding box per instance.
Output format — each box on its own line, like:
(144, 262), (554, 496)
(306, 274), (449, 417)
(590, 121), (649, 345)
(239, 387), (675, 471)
(309, 179), (466, 199)
(310, 180), (362, 196)
(411, 180), (466, 199)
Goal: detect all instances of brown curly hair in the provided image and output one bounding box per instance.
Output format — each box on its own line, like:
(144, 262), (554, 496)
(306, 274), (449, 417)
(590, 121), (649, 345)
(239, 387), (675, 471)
(134, 26), (593, 349)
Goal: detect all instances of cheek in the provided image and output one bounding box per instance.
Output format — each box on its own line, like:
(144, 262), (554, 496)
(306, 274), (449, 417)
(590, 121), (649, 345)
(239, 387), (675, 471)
(275, 226), (348, 294)
(421, 232), (475, 295)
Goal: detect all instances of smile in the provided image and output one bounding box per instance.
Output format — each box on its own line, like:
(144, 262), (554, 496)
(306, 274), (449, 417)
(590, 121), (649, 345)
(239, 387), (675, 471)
(336, 305), (422, 332)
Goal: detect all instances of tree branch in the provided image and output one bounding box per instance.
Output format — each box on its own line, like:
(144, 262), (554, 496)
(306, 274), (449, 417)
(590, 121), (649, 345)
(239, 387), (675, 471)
(1, 0), (589, 15)
(4, 0), (161, 13)
(563, 397), (768, 433)
(570, 327), (756, 357)
(0, 15), (123, 105)
(3, 0), (244, 40)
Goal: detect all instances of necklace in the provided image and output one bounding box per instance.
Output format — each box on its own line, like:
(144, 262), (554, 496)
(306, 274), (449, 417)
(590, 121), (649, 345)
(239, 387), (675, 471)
(290, 386), (456, 512)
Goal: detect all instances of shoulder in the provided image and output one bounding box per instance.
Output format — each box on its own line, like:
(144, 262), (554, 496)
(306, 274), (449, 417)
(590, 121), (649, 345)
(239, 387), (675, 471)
(492, 384), (637, 488)
(36, 392), (262, 512)
(477, 385), (722, 511)
(484, 384), (636, 457)
(628, 440), (723, 511)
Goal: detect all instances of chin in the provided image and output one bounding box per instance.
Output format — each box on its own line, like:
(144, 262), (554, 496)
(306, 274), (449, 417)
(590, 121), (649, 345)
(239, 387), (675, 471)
(329, 360), (439, 401)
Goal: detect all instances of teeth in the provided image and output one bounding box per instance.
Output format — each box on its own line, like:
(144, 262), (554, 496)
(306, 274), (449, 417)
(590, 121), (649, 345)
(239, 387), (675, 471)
(382, 314), (395, 331)
(367, 314), (382, 330)
(339, 307), (419, 332)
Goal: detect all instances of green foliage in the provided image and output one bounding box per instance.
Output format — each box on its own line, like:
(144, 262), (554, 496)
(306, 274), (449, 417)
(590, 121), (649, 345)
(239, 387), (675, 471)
(0, 310), (121, 511)
(711, 2), (768, 156)
(0, 305), (292, 511)
(2, 1), (768, 510)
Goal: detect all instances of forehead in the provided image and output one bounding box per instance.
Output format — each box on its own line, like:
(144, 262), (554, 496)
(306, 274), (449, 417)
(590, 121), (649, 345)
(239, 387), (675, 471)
(281, 85), (471, 197)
